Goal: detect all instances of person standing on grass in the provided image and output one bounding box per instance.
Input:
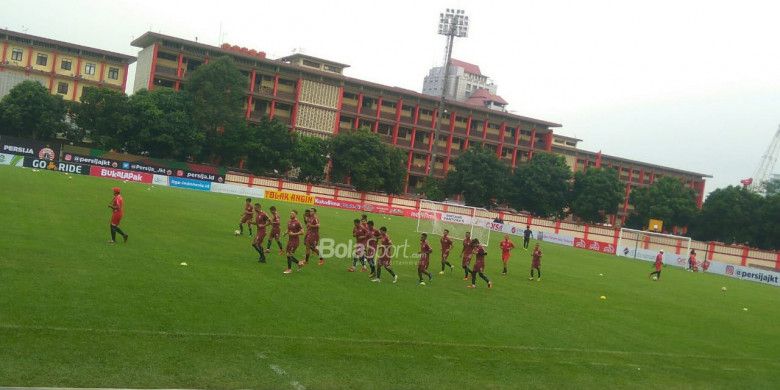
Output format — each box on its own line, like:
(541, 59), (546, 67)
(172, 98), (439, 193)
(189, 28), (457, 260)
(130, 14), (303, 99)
(371, 227), (397, 283)
(238, 198), (253, 236)
(649, 249), (664, 280)
(523, 225), (533, 250)
(282, 210), (304, 274)
(529, 243), (542, 281)
(438, 229), (454, 274)
(366, 220), (380, 277)
(108, 187), (128, 244)
(266, 206), (284, 255)
(688, 249), (697, 272)
(349, 218), (368, 272)
(418, 233), (433, 285)
(460, 231), (475, 280)
(304, 208), (325, 266)
(250, 203), (270, 263)
(467, 239), (492, 289)
(499, 235), (515, 275)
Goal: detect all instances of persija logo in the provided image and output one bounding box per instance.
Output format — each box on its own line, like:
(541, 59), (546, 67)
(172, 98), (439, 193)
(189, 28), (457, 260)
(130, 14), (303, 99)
(176, 170), (184, 177)
(725, 265), (735, 276)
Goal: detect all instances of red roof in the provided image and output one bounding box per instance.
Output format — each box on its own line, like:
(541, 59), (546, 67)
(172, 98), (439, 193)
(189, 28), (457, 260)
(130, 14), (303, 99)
(450, 59), (481, 75)
(466, 88), (508, 106)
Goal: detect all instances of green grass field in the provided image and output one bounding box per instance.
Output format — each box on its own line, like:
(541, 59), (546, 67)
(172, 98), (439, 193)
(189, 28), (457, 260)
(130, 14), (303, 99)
(1, 165), (779, 389)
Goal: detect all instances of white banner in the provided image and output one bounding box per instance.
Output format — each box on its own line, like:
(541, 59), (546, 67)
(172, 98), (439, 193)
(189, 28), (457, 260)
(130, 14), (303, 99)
(705, 261), (780, 287)
(618, 247), (688, 268)
(0, 153), (24, 166)
(152, 174), (169, 186)
(441, 212), (472, 225)
(537, 231), (575, 247)
(211, 182), (265, 198)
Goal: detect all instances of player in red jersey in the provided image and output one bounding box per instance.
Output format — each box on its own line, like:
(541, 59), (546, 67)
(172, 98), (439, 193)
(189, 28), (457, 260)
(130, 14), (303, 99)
(371, 226), (397, 283)
(418, 233), (433, 285)
(649, 249), (664, 280)
(282, 210), (304, 274)
(266, 206), (284, 255)
(349, 218), (368, 272)
(688, 249), (698, 272)
(499, 235), (515, 275)
(238, 198), (253, 236)
(304, 208), (325, 266)
(250, 203), (270, 263)
(460, 231), (475, 280)
(365, 220), (381, 277)
(529, 243), (542, 281)
(467, 239), (492, 288)
(107, 187), (128, 244)
(438, 229), (454, 275)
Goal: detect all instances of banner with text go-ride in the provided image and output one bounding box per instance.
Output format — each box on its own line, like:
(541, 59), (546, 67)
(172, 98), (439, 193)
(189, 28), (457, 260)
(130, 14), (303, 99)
(24, 158), (90, 175)
(0, 153), (24, 166)
(89, 166), (153, 183)
(574, 237), (616, 255)
(266, 190), (315, 205)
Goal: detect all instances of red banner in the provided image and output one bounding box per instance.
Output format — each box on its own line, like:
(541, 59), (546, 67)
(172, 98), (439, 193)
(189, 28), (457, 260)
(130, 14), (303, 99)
(574, 237), (616, 254)
(89, 166), (153, 183)
(314, 197), (419, 218)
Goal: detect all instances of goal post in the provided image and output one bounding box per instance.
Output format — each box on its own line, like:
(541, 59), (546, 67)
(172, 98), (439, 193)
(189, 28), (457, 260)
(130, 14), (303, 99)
(415, 200), (491, 247)
(616, 227), (692, 268)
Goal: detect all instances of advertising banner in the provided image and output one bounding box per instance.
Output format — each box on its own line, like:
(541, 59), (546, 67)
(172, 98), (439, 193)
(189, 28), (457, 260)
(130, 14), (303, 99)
(24, 158), (89, 175)
(537, 231), (576, 247)
(574, 237), (616, 255)
(314, 197), (410, 216)
(152, 174), (170, 186)
(0, 153), (24, 166)
(266, 190), (315, 205)
(441, 212), (473, 225)
(0, 135), (58, 161)
(617, 247), (687, 268)
(89, 166), (153, 183)
(210, 183), (265, 198)
(63, 153), (226, 183)
(705, 262), (780, 287)
(169, 177), (212, 191)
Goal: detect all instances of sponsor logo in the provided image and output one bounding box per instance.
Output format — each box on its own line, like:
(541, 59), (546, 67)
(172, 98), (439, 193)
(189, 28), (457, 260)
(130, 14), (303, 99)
(122, 162), (131, 169)
(734, 269), (779, 284)
(266, 190), (315, 205)
(2, 145), (34, 155)
(589, 242), (601, 251)
(0, 153), (24, 166)
(603, 244), (615, 254)
(38, 147), (56, 161)
(725, 265), (734, 276)
(575, 239), (586, 248)
(90, 166), (152, 183)
(169, 177), (211, 191)
(64, 154), (72, 161)
(176, 170), (184, 177)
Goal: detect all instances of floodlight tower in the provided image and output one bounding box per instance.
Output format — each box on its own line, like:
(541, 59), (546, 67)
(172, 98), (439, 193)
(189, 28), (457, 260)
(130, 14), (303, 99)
(749, 124), (780, 193)
(428, 8), (469, 177)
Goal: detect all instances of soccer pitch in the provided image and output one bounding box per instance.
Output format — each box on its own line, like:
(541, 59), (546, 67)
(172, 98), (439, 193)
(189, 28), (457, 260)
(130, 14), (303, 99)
(0, 165), (778, 389)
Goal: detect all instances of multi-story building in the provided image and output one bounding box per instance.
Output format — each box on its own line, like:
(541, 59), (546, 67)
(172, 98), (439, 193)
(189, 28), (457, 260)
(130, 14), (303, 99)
(130, 32), (560, 193)
(0, 29), (134, 102)
(422, 59), (507, 111)
(551, 133), (710, 224)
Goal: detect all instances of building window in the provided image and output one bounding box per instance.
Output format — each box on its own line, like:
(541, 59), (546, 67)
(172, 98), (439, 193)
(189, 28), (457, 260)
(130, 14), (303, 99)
(84, 63), (96, 75)
(61, 59), (72, 70)
(57, 82), (68, 94)
(107, 67), (119, 80)
(302, 59), (319, 68)
(11, 48), (23, 61)
(36, 54), (48, 66)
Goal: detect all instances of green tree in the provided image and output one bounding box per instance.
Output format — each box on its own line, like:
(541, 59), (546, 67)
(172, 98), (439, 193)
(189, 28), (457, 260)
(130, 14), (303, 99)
(570, 168), (624, 223)
(629, 177), (699, 228)
(73, 87), (130, 149)
(443, 146), (511, 207)
(243, 119), (296, 176)
(508, 152), (571, 218)
(756, 194), (780, 250)
(127, 89), (202, 160)
(420, 178), (446, 201)
(0, 80), (67, 140)
(690, 186), (763, 246)
(292, 135), (330, 183)
(185, 56), (247, 163)
(762, 177), (780, 197)
(329, 129), (405, 193)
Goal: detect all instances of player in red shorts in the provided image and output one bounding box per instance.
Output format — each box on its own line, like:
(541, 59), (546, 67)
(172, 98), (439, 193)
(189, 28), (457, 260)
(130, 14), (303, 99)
(688, 249), (698, 272)
(266, 206), (284, 255)
(370, 226), (397, 283)
(282, 210), (304, 274)
(107, 187), (128, 244)
(649, 249), (664, 281)
(529, 243), (542, 281)
(499, 235), (515, 275)
(438, 229), (454, 275)
(304, 208), (325, 266)
(238, 198), (253, 236)
(418, 233), (433, 285)
(349, 218), (368, 272)
(365, 220), (381, 277)
(250, 203), (270, 263)
(460, 231), (475, 280)
(467, 239), (492, 288)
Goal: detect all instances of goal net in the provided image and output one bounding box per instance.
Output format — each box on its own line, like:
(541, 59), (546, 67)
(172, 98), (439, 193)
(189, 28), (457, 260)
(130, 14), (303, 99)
(616, 228), (692, 269)
(415, 200), (491, 247)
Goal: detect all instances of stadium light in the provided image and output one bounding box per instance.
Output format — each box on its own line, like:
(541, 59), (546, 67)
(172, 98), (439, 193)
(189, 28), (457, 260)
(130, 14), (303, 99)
(429, 8), (469, 177)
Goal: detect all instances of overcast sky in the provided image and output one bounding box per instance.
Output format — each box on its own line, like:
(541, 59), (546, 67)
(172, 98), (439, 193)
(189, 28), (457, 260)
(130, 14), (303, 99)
(4, 0), (779, 194)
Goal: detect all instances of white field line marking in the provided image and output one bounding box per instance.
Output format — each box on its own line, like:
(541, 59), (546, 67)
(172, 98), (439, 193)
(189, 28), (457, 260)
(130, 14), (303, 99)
(268, 364), (306, 390)
(0, 323), (775, 364)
